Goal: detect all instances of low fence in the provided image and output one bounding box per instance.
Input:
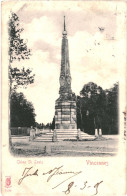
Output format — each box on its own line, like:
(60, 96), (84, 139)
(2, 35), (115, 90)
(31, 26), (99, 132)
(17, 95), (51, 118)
(11, 127), (41, 136)
(11, 127), (30, 136)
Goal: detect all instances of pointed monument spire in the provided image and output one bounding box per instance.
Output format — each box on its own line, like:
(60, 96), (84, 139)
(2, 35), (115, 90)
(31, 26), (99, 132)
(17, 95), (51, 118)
(59, 16), (72, 95)
(63, 16), (67, 37)
(64, 16), (66, 31)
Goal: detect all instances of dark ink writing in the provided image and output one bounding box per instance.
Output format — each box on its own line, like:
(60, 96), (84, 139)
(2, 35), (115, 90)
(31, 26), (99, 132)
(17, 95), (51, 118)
(18, 167), (38, 185)
(63, 182), (74, 195)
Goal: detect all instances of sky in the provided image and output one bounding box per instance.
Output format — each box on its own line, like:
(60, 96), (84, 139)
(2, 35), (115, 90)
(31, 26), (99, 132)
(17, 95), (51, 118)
(11, 1), (126, 124)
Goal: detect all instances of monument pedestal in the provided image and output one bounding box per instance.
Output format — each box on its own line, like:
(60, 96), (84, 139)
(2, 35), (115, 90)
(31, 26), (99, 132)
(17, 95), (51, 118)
(55, 100), (77, 141)
(55, 100), (77, 129)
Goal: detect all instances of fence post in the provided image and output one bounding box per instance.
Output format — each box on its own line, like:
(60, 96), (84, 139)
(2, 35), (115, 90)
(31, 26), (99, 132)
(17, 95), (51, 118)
(95, 129), (98, 137)
(52, 130), (57, 142)
(99, 129), (102, 137)
(45, 145), (51, 154)
(29, 128), (36, 141)
(77, 129), (81, 140)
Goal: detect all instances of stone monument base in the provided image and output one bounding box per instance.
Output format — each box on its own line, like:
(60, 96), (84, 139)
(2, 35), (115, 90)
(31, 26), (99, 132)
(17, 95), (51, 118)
(55, 100), (77, 129)
(54, 129), (78, 141)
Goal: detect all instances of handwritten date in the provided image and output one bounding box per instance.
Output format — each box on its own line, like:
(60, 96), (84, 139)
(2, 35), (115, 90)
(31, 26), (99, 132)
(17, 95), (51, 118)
(63, 181), (103, 195)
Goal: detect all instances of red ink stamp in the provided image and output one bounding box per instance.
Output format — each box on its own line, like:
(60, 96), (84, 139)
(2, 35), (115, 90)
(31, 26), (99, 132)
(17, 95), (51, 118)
(5, 176), (12, 188)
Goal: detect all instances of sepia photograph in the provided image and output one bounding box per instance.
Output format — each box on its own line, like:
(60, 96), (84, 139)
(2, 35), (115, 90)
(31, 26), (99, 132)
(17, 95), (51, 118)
(8, 3), (124, 157)
(1, 1), (126, 196)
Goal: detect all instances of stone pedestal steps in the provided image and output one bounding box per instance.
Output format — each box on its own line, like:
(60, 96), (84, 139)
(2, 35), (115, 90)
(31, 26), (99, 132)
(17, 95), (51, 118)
(34, 130), (94, 142)
(79, 131), (95, 140)
(55, 129), (77, 141)
(35, 133), (53, 142)
(35, 131), (77, 142)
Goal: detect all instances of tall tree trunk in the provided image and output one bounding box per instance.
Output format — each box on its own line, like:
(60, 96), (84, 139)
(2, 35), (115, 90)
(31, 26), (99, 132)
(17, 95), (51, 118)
(9, 64), (13, 151)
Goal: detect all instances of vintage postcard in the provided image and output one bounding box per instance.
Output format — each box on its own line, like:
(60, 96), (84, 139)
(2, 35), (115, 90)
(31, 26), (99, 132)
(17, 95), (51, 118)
(1, 1), (126, 196)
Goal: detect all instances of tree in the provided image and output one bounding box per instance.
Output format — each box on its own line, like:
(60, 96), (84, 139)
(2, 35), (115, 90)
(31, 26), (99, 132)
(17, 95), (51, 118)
(11, 91), (36, 127)
(35, 123), (45, 129)
(8, 12), (35, 91)
(51, 116), (55, 130)
(78, 82), (106, 134)
(8, 12), (36, 150)
(104, 82), (119, 134)
(77, 82), (119, 135)
(76, 96), (82, 130)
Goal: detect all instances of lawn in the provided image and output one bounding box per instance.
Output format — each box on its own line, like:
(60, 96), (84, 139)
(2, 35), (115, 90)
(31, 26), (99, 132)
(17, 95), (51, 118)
(11, 135), (119, 157)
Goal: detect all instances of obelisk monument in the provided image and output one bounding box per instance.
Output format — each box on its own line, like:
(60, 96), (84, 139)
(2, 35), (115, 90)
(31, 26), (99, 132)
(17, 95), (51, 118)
(55, 17), (77, 140)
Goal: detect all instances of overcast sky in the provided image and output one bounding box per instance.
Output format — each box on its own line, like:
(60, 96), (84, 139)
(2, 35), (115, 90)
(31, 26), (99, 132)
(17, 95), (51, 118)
(11, 2), (126, 124)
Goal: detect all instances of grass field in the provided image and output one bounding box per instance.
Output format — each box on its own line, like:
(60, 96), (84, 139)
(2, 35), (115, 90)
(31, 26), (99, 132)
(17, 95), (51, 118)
(11, 135), (119, 157)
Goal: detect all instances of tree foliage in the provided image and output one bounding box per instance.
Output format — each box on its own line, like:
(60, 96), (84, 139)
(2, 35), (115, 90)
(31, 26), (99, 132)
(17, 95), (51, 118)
(8, 12), (35, 90)
(51, 116), (55, 130)
(77, 82), (119, 134)
(35, 123), (45, 129)
(10, 67), (34, 90)
(11, 91), (36, 127)
(104, 82), (119, 134)
(8, 12), (36, 129)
